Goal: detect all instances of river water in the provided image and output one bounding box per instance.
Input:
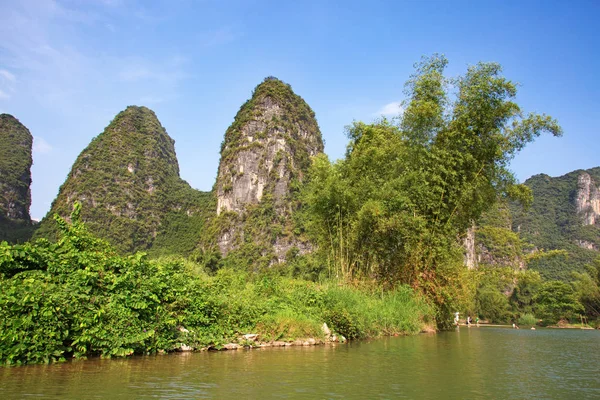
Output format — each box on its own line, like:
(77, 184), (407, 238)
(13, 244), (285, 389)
(1, 327), (598, 399)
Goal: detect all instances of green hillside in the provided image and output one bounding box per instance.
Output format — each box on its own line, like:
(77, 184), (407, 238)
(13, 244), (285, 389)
(34, 106), (213, 255)
(510, 168), (600, 280)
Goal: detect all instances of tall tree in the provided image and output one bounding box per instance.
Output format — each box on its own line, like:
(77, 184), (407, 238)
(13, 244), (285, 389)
(302, 55), (561, 323)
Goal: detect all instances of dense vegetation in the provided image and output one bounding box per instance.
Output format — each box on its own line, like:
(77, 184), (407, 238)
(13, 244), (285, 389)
(298, 55), (561, 327)
(0, 114), (34, 243)
(0, 205), (432, 365)
(472, 262), (600, 327)
(34, 106), (212, 256)
(511, 169), (600, 280)
(457, 167), (600, 326)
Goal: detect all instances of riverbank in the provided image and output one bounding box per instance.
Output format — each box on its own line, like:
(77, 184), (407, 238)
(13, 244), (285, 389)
(0, 228), (435, 365)
(175, 318), (438, 353)
(153, 265), (436, 354)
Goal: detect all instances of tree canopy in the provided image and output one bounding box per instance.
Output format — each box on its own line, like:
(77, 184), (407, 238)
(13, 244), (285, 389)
(301, 55), (562, 320)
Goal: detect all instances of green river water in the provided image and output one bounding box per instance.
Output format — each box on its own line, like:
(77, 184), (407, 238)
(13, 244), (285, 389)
(1, 327), (598, 399)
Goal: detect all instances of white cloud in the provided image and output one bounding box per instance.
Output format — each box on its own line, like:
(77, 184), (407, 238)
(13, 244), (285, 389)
(0, 2), (188, 114)
(0, 69), (16, 83)
(33, 136), (53, 155)
(0, 2), (89, 111)
(374, 101), (404, 117)
(0, 69), (17, 100)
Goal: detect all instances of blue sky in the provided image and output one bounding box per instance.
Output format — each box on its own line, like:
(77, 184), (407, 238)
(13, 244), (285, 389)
(0, 0), (598, 220)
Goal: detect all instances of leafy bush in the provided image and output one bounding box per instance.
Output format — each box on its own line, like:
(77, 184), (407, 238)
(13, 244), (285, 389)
(323, 309), (363, 339)
(476, 287), (512, 322)
(518, 313), (537, 326)
(534, 281), (584, 325)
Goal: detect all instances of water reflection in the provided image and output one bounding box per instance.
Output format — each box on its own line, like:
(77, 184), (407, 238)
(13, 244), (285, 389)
(1, 328), (598, 399)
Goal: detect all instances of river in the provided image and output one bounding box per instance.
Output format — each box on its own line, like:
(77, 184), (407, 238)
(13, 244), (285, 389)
(1, 327), (598, 399)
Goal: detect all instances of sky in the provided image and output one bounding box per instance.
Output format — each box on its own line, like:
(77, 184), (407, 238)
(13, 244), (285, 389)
(0, 0), (598, 220)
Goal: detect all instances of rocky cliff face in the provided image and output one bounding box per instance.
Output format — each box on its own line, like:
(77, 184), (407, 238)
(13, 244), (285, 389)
(575, 172), (600, 226)
(35, 106), (209, 254)
(0, 114), (33, 221)
(213, 77), (323, 262)
(463, 226), (477, 269)
(0, 114), (34, 242)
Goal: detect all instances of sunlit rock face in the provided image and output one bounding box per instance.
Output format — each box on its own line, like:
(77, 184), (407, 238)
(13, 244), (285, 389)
(215, 77), (323, 260)
(576, 172), (600, 226)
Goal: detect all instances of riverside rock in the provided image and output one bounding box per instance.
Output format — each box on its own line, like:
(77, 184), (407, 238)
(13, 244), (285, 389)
(321, 323), (331, 338)
(242, 334), (259, 341)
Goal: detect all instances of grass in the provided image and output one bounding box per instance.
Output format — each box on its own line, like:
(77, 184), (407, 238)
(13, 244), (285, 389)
(517, 313), (538, 326)
(182, 267), (435, 345)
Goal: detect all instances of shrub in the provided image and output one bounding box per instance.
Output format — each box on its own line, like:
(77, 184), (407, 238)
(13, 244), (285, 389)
(534, 280), (584, 325)
(518, 313), (537, 326)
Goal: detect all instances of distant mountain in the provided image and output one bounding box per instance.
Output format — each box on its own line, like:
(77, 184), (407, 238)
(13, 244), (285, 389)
(0, 114), (34, 243)
(204, 77), (324, 267)
(510, 168), (600, 280)
(34, 106), (212, 255)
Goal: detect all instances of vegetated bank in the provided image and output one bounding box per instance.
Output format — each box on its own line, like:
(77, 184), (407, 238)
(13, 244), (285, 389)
(0, 205), (433, 366)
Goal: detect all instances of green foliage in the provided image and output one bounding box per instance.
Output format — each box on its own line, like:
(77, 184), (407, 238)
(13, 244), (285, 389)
(534, 280), (583, 325)
(0, 207), (432, 365)
(474, 267), (515, 322)
(475, 201), (524, 267)
(518, 313), (537, 326)
(510, 269), (542, 314)
(300, 55), (560, 327)
(0, 206), (215, 365)
(322, 309), (363, 340)
(148, 190), (215, 258)
(476, 288), (512, 322)
(511, 169), (600, 280)
(34, 107), (212, 256)
(571, 257), (600, 317)
(0, 217), (36, 244)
